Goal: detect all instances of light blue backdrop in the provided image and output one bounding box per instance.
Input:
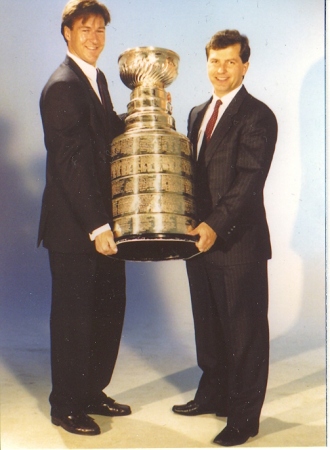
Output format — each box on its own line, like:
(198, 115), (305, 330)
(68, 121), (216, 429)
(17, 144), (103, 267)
(0, 1), (325, 359)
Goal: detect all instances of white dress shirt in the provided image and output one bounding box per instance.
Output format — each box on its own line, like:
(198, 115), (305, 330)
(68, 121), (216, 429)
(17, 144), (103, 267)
(67, 51), (111, 240)
(197, 84), (243, 156)
(67, 51), (102, 101)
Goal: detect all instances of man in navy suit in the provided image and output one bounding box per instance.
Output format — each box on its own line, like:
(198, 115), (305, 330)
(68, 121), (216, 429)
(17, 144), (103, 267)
(172, 30), (278, 446)
(38, 0), (130, 435)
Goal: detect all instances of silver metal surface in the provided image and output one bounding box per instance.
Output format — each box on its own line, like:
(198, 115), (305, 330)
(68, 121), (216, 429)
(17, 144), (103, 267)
(110, 47), (198, 261)
(118, 46), (179, 89)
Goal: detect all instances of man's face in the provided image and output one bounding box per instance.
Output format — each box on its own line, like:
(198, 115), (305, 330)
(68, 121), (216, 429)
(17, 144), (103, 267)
(207, 44), (249, 97)
(64, 14), (106, 66)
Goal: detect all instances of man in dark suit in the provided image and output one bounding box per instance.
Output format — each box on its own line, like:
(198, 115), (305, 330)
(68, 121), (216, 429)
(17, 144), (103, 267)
(172, 30), (277, 446)
(38, 0), (131, 436)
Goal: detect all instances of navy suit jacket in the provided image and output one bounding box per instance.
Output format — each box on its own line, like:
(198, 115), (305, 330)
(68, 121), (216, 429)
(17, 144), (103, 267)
(38, 56), (124, 253)
(189, 86), (278, 265)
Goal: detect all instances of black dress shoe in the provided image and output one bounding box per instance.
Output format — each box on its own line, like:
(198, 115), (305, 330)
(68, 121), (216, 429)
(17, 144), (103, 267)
(172, 400), (227, 416)
(213, 426), (258, 446)
(51, 413), (100, 435)
(85, 397), (131, 416)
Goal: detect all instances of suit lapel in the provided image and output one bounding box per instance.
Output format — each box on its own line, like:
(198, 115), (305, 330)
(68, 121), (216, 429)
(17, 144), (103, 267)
(96, 69), (114, 117)
(65, 57), (108, 130)
(204, 86), (249, 166)
(189, 99), (211, 160)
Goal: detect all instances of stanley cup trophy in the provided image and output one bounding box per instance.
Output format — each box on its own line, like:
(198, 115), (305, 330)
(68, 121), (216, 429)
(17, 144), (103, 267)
(110, 47), (198, 261)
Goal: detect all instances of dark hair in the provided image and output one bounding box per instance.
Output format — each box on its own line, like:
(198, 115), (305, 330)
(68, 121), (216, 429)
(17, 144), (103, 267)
(61, 0), (111, 42)
(205, 29), (250, 63)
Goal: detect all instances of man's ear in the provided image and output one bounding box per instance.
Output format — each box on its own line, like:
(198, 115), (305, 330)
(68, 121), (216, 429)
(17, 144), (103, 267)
(243, 61), (249, 76)
(64, 26), (71, 43)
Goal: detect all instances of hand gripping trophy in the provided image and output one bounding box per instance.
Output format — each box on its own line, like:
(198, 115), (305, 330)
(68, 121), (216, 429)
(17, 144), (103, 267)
(110, 47), (198, 261)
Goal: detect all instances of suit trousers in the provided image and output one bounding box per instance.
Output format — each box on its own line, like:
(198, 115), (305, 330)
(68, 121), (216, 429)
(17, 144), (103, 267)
(186, 255), (269, 431)
(48, 251), (126, 416)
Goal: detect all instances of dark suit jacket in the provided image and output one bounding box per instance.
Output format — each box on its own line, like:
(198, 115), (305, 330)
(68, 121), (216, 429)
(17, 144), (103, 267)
(38, 56), (124, 253)
(189, 86), (277, 266)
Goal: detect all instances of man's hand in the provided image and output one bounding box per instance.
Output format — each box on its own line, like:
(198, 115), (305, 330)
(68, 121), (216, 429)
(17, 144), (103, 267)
(189, 222), (217, 253)
(94, 230), (118, 256)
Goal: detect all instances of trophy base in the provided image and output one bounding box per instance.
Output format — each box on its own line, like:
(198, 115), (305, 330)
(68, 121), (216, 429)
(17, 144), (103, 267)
(111, 233), (199, 261)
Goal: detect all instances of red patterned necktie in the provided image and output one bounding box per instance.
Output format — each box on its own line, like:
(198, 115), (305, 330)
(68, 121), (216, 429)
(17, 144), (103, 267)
(204, 99), (222, 143)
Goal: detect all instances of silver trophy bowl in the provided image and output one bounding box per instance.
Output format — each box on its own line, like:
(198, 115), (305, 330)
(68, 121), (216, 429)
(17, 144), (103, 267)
(118, 46), (179, 89)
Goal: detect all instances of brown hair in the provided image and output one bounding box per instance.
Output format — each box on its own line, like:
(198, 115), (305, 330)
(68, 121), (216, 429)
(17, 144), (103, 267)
(61, 0), (111, 42)
(205, 29), (250, 63)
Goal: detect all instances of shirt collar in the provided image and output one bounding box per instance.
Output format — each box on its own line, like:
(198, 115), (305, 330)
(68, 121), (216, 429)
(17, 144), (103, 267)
(67, 51), (98, 83)
(211, 84), (243, 108)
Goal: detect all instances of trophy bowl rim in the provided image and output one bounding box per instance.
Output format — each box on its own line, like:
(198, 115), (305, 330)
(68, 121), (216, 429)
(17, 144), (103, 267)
(118, 46), (180, 63)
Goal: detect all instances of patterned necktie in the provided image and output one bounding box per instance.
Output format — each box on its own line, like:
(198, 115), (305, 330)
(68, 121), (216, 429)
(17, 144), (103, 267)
(204, 99), (222, 143)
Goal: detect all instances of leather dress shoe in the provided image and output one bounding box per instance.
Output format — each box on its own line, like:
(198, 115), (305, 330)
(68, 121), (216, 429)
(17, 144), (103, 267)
(213, 426), (258, 446)
(85, 397), (131, 416)
(172, 400), (227, 416)
(51, 413), (100, 435)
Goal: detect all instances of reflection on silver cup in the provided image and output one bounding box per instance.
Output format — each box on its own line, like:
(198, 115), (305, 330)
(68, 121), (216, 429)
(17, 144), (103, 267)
(110, 47), (198, 261)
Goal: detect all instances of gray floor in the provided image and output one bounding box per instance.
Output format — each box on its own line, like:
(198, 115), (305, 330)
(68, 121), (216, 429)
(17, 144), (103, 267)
(0, 261), (326, 449)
